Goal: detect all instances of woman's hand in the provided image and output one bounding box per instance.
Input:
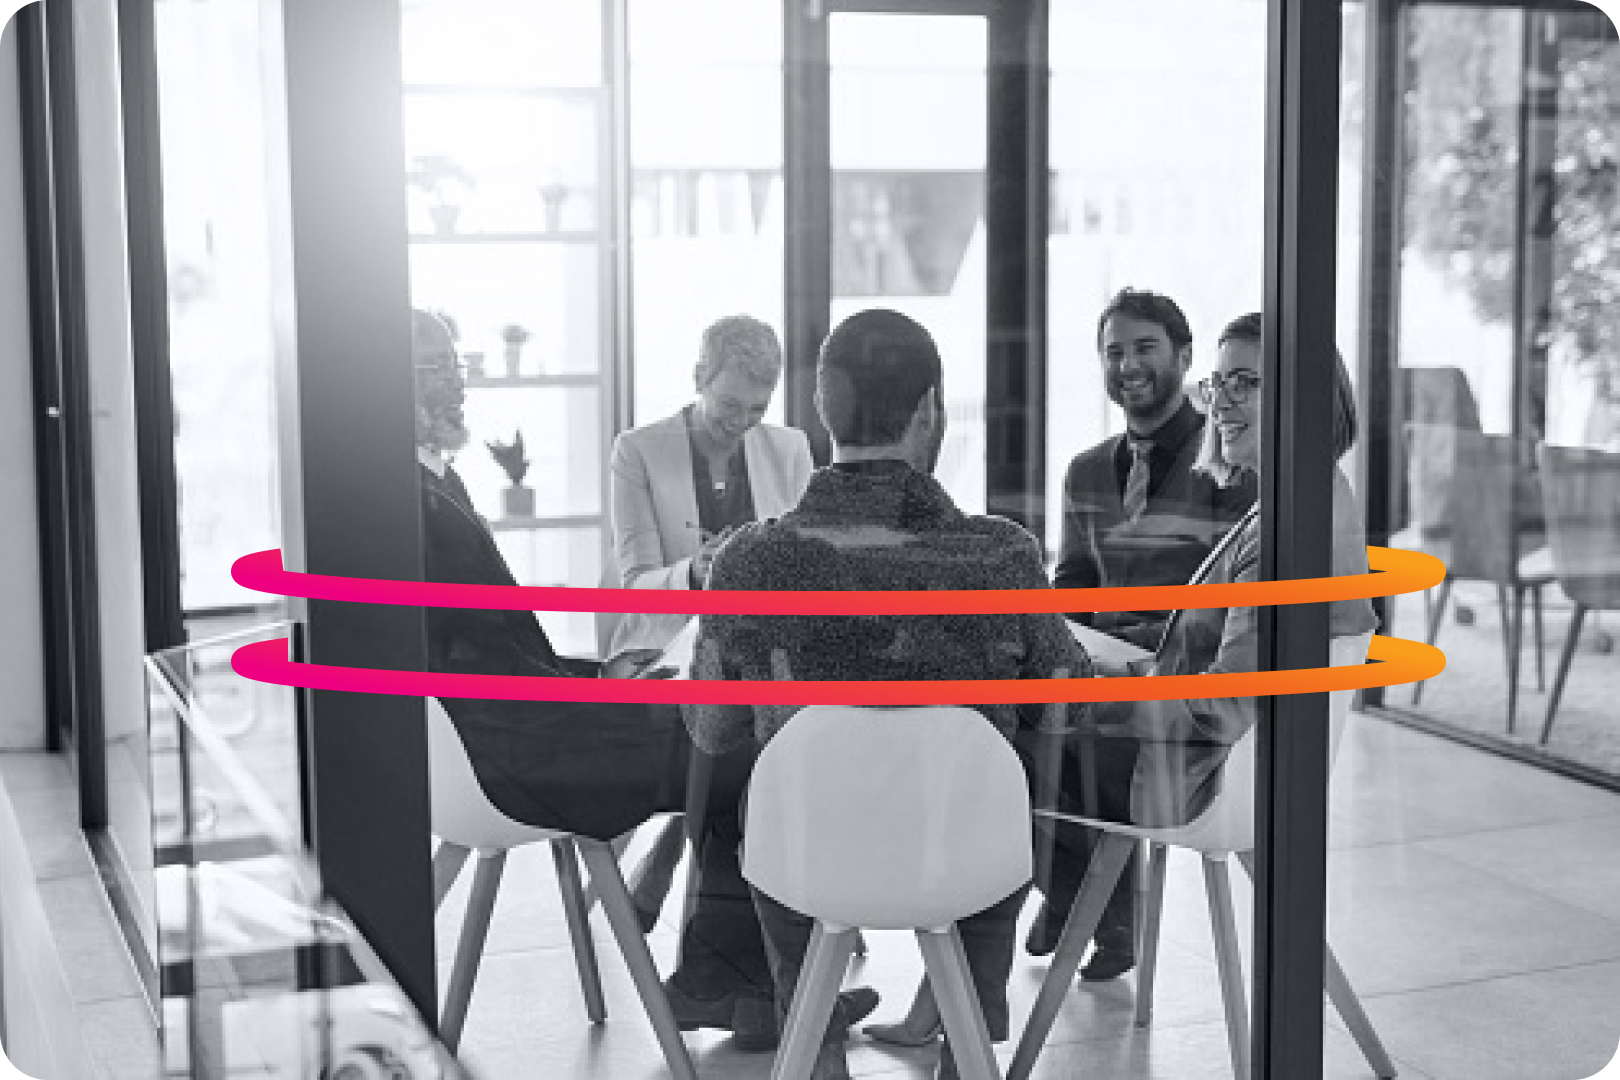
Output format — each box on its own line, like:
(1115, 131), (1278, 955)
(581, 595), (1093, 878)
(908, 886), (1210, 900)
(689, 526), (737, 587)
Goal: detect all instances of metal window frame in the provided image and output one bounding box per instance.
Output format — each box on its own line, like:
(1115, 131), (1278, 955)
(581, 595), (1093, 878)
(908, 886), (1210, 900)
(1255, 0), (1341, 1075)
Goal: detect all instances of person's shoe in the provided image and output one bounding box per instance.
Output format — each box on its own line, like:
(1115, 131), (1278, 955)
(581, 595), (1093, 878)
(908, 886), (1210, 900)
(865, 1015), (942, 1047)
(830, 986), (881, 1035)
(1079, 937), (1136, 981)
(1024, 898), (1068, 957)
(810, 1041), (852, 1080)
(664, 980), (780, 1050)
(663, 980), (738, 1032)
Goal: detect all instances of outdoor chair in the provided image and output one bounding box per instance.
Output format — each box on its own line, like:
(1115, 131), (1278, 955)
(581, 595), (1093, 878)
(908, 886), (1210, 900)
(1535, 444), (1620, 745)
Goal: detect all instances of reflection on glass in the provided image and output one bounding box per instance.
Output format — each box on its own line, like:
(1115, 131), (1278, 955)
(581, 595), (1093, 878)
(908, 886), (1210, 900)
(1388, 6), (1620, 766)
(153, 0), (284, 620)
(401, 0), (614, 657)
(1046, 0), (1268, 555)
(628, 0), (785, 428)
(830, 12), (987, 512)
(147, 629), (461, 1080)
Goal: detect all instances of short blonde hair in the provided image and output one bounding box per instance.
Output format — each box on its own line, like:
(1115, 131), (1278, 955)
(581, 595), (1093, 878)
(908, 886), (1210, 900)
(694, 315), (783, 390)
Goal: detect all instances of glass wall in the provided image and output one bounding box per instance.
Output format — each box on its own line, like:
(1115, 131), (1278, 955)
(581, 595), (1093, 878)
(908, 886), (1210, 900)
(1045, 0), (1268, 554)
(1379, 5), (1620, 776)
(1327, 5), (1620, 1077)
(627, 0), (785, 429)
(830, 12), (988, 513)
(401, 0), (614, 656)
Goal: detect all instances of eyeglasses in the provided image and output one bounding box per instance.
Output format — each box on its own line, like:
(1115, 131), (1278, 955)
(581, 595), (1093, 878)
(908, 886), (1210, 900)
(1196, 370), (1262, 406)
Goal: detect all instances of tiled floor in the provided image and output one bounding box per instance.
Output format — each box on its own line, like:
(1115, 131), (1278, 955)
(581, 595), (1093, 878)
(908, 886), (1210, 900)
(0, 750), (162, 1080)
(437, 715), (1620, 1080)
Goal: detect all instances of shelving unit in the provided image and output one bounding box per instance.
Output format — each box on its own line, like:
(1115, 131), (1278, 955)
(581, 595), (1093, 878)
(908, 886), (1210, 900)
(401, 0), (628, 657)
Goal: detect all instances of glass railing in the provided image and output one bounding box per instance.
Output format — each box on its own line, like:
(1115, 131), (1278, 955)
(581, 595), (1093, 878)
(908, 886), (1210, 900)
(146, 624), (468, 1080)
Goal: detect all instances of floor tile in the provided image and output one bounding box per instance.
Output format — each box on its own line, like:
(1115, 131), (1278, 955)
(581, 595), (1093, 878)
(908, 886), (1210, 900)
(1330, 715), (1620, 850)
(1414, 812), (1620, 923)
(1360, 960), (1620, 1080)
(8, 785), (95, 881)
(1325, 843), (1620, 996)
(37, 876), (145, 1005)
(77, 995), (161, 1080)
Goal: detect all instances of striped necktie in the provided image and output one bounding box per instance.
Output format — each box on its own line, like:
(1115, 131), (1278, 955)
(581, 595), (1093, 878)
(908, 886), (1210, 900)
(1122, 437), (1153, 521)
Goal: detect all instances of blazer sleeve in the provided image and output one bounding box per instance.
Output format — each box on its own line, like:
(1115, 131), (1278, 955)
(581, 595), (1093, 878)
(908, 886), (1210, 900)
(610, 430), (695, 592)
(1108, 520), (1260, 745)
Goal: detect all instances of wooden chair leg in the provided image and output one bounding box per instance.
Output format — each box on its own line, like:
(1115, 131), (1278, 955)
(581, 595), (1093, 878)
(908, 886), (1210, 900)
(432, 841), (471, 911)
(577, 839), (698, 1080)
(1134, 842), (1169, 1028)
(583, 817), (672, 916)
(1502, 584), (1524, 735)
(770, 923), (857, 1080)
(551, 838), (607, 1023)
(441, 850), (505, 1052)
(1203, 855), (1250, 1080)
(918, 924), (1000, 1080)
(1532, 585), (1546, 692)
(1007, 832), (1135, 1080)
(1413, 577), (1452, 705)
(1325, 943), (1397, 1079)
(1541, 604), (1589, 745)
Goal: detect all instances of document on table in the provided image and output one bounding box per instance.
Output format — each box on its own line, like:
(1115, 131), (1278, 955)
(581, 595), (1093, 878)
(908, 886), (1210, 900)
(1067, 621), (1154, 667)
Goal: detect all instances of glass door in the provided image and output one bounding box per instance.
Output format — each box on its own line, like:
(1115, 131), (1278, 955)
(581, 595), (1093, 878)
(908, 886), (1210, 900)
(827, 10), (989, 512)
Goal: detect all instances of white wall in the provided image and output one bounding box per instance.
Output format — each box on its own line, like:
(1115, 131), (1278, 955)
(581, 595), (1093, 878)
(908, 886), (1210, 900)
(0, 15), (48, 750)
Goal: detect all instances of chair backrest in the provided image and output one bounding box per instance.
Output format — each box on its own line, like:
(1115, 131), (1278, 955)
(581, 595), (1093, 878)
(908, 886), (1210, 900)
(425, 698), (562, 851)
(1171, 631), (1374, 854)
(1445, 430), (1543, 582)
(741, 705), (1032, 931)
(1538, 443), (1620, 611)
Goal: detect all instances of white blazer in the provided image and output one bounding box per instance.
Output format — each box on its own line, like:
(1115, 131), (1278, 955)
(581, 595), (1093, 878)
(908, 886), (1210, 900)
(604, 411), (814, 659)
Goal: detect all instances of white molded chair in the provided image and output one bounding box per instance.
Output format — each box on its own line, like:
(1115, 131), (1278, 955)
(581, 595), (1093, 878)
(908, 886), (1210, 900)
(1008, 632), (1395, 1080)
(742, 705), (1034, 1080)
(425, 699), (697, 1080)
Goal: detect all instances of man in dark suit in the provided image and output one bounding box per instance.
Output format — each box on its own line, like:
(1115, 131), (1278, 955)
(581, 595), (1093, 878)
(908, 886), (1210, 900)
(413, 310), (682, 842)
(1036, 289), (1256, 978)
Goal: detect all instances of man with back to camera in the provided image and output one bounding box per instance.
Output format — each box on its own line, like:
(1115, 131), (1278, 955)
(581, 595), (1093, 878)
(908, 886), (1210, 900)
(1035, 288), (1257, 978)
(687, 308), (1095, 1079)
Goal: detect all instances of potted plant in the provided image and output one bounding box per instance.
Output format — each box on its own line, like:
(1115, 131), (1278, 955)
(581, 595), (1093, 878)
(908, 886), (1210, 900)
(407, 154), (475, 235)
(486, 430), (534, 518)
(499, 323), (533, 376)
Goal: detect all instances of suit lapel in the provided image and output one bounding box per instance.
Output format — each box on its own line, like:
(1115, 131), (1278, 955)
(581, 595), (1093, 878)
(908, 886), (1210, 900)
(655, 412), (703, 544)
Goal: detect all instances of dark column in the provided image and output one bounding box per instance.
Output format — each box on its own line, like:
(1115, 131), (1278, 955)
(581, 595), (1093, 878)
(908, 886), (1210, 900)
(985, 0), (1048, 536)
(276, 0), (436, 1024)
(117, 0), (185, 653)
(1354, 0), (1404, 708)
(1255, 0), (1341, 1075)
(784, 0), (832, 464)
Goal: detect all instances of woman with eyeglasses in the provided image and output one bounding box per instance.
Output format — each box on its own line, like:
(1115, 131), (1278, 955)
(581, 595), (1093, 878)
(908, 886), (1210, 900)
(1106, 311), (1381, 827)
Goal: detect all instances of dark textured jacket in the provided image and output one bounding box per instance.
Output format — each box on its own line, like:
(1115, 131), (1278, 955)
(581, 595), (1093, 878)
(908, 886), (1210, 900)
(687, 459), (1093, 755)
